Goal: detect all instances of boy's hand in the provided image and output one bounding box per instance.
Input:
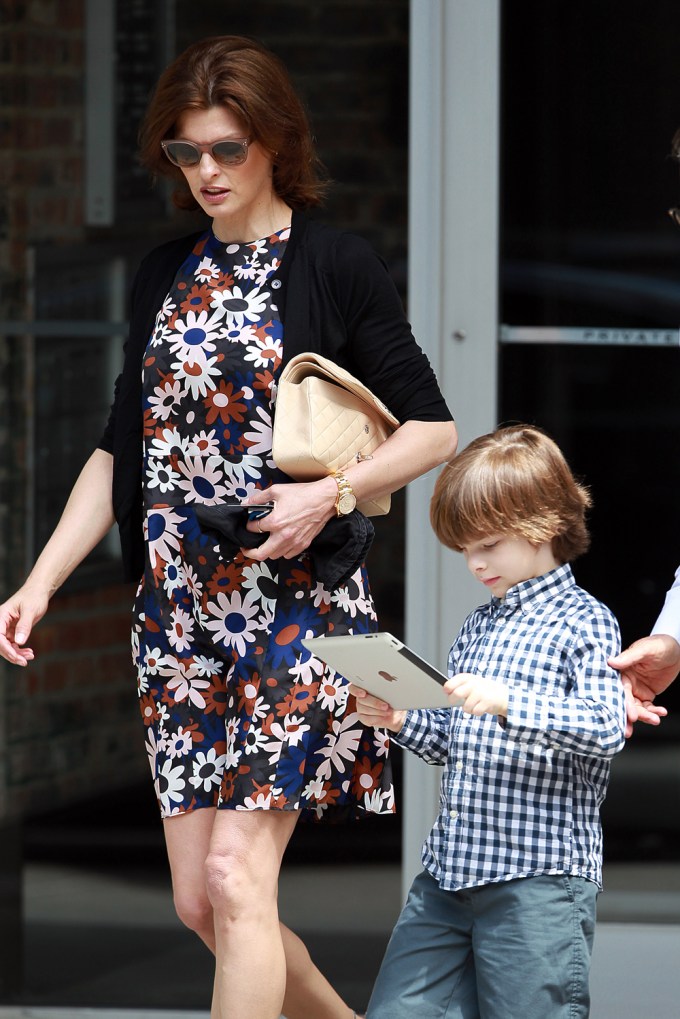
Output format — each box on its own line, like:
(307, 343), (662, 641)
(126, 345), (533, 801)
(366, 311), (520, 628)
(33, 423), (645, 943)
(349, 684), (406, 734)
(445, 672), (509, 717)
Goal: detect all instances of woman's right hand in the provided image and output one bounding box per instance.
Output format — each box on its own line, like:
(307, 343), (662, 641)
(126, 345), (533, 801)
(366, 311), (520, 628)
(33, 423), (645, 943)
(350, 684), (406, 734)
(0, 585), (49, 666)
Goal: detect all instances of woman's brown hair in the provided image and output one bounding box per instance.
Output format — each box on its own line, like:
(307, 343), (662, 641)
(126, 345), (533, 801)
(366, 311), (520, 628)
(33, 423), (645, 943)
(430, 424), (592, 563)
(139, 35), (329, 211)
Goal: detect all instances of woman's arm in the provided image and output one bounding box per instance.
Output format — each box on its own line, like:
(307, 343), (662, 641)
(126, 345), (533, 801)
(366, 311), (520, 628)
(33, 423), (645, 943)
(244, 417), (457, 561)
(0, 448), (116, 665)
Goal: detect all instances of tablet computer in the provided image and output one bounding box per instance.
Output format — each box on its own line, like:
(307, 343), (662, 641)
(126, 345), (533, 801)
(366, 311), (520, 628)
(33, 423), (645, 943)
(301, 632), (455, 710)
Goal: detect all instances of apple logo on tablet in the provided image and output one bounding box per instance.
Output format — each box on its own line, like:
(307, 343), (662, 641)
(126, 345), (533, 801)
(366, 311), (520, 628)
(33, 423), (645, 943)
(378, 671), (398, 683)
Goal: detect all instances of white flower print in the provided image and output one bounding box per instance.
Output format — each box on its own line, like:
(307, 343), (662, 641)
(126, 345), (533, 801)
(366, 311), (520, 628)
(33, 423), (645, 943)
(166, 606), (195, 654)
(156, 759), (186, 816)
(316, 711), (363, 780)
(243, 726), (270, 756)
(167, 727), (194, 759)
(187, 429), (220, 457)
(362, 788), (393, 813)
(242, 406), (273, 455)
(309, 581), (332, 609)
(302, 776), (325, 802)
(146, 458), (181, 495)
(192, 654), (223, 678)
(177, 455), (228, 505)
(332, 585), (359, 616)
(372, 728), (390, 758)
(255, 259), (281, 286)
(289, 652), (325, 687)
(172, 351), (223, 401)
(234, 259), (259, 281)
(168, 309), (226, 361)
(189, 747), (226, 792)
(244, 335), (283, 369)
(280, 714), (311, 748)
(204, 591), (260, 657)
(195, 256), (221, 281)
(222, 323), (258, 346)
(147, 378), (183, 421)
(163, 557), (186, 598)
(158, 294), (177, 320)
(145, 507), (184, 570)
(210, 284), (270, 329)
(222, 476), (263, 500)
(238, 791), (273, 809)
(159, 655), (210, 709)
(241, 560), (278, 612)
(221, 454), (264, 488)
(317, 672), (349, 712)
(150, 320), (174, 348)
(247, 237), (270, 256)
(144, 727), (161, 776)
(148, 426), (190, 460)
(136, 666), (149, 697)
(143, 646), (164, 674)
(251, 694), (272, 722)
(262, 721), (288, 765)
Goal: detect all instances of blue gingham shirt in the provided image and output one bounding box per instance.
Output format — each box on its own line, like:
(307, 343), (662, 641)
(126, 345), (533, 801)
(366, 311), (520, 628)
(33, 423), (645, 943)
(395, 564), (627, 891)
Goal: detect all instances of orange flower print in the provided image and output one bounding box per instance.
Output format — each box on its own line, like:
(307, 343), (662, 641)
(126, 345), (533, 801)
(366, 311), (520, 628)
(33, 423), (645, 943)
(179, 283), (213, 315)
(276, 681), (320, 717)
(351, 757), (383, 799)
(139, 694), (160, 727)
(207, 561), (242, 597)
(204, 380), (247, 425)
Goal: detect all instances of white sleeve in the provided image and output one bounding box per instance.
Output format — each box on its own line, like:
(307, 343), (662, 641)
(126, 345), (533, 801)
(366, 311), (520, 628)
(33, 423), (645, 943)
(651, 565), (680, 643)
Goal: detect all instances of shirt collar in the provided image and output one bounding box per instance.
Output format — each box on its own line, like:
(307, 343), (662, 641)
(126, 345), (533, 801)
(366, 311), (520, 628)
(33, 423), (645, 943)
(491, 562), (575, 612)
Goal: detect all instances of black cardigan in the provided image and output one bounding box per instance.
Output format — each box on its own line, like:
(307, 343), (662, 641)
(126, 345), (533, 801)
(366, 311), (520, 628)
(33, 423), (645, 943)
(98, 210), (453, 581)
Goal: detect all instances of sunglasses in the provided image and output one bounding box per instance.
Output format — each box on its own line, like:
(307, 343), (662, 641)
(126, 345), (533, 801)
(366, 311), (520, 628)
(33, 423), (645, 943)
(161, 137), (250, 168)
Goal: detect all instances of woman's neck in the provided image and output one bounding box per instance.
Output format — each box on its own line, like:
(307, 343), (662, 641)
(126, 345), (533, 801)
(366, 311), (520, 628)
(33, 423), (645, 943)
(212, 196), (292, 244)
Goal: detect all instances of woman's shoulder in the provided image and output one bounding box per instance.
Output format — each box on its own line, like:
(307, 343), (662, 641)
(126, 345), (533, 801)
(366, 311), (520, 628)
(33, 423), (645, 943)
(298, 215), (379, 266)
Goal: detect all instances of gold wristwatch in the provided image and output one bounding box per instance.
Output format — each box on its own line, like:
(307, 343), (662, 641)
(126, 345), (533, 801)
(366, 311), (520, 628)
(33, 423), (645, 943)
(331, 471), (357, 516)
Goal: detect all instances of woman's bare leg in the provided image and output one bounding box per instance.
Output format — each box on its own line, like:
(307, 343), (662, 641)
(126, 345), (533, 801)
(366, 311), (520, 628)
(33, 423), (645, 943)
(280, 924), (357, 1019)
(205, 807), (297, 1019)
(163, 809), (355, 1019)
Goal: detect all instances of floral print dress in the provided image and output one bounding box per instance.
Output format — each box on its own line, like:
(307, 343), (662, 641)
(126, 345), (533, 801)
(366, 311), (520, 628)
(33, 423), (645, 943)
(131, 228), (395, 821)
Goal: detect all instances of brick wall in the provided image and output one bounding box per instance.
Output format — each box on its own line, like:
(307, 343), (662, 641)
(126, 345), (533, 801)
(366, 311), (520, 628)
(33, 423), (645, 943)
(0, 0), (410, 823)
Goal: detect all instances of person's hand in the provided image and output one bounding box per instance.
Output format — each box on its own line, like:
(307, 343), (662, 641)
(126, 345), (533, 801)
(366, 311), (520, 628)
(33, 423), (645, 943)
(609, 634), (680, 700)
(241, 479), (337, 561)
(445, 672), (509, 717)
(609, 634), (679, 735)
(0, 584), (49, 666)
(349, 685), (406, 734)
(621, 682), (667, 738)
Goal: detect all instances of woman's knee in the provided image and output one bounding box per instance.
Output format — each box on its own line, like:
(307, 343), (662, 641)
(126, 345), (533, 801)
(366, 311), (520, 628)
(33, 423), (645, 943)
(204, 848), (276, 921)
(173, 885), (214, 939)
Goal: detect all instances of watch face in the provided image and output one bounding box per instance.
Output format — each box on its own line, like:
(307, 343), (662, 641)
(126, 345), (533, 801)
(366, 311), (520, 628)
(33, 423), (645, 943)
(338, 492), (357, 514)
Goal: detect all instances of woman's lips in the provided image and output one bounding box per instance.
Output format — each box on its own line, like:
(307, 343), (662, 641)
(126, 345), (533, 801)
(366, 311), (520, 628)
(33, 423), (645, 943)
(200, 187), (230, 204)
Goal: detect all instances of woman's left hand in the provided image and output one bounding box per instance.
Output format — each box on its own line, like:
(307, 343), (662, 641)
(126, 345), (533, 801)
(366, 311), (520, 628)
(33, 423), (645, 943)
(242, 479), (338, 561)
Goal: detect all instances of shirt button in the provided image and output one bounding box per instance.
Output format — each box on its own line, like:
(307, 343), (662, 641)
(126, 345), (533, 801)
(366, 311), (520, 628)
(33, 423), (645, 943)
(271, 278), (282, 289)
(455, 760), (463, 771)
(449, 809), (458, 819)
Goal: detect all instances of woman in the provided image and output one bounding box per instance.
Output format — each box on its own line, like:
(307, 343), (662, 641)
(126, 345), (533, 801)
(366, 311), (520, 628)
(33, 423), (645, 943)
(0, 36), (457, 1019)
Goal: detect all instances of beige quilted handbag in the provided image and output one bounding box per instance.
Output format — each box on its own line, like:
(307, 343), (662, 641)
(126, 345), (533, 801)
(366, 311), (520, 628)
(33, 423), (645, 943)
(272, 352), (400, 516)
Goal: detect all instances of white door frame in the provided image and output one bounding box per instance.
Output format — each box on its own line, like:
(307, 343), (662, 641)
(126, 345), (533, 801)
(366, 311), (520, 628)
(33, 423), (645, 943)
(403, 0), (501, 899)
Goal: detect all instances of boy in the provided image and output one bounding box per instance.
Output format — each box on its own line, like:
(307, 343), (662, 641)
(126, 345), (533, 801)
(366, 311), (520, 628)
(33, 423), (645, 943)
(353, 424), (626, 1019)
